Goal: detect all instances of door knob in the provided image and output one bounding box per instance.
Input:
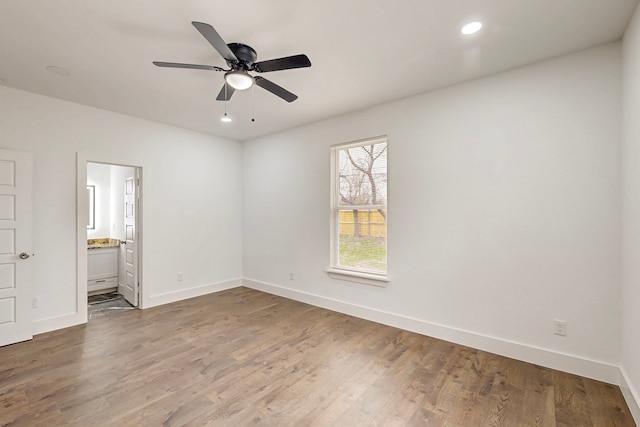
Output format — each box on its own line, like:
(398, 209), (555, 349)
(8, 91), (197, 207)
(19, 252), (31, 260)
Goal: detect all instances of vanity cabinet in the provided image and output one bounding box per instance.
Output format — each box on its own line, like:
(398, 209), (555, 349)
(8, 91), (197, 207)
(88, 247), (119, 292)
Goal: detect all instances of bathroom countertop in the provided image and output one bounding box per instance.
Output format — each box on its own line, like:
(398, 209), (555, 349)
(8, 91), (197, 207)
(88, 238), (121, 249)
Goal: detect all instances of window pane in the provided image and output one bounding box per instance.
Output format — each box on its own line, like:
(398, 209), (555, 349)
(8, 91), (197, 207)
(338, 209), (387, 273)
(332, 138), (387, 276)
(338, 143), (387, 207)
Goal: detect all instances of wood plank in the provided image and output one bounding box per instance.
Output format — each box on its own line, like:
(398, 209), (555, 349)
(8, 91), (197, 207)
(584, 377), (637, 426)
(554, 371), (593, 427)
(520, 364), (556, 427)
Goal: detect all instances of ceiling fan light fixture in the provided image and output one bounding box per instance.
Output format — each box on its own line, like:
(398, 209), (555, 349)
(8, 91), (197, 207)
(225, 70), (254, 90)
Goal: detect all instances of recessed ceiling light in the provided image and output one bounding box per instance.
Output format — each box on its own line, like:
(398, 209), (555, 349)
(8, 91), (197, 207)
(461, 21), (483, 35)
(46, 65), (70, 76)
(221, 114), (232, 123)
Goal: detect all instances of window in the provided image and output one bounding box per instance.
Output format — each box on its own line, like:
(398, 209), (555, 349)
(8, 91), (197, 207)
(330, 137), (387, 281)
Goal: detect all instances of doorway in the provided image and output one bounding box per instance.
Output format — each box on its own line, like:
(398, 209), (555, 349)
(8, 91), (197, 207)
(77, 156), (143, 323)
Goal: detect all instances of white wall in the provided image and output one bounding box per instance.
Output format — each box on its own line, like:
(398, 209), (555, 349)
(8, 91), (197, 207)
(0, 86), (243, 327)
(243, 44), (622, 380)
(622, 2), (640, 421)
(87, 162), (111, 238)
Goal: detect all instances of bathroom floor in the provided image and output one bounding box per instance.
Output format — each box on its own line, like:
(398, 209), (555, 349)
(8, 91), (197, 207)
(88, 292), (135, 320)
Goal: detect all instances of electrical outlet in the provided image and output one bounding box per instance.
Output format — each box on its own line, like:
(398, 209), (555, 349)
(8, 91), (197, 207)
(177, 272), (183, 282)
(32, 297), (38, 308)
(289, 271), (295, 281)
(553, 319), (567, 336)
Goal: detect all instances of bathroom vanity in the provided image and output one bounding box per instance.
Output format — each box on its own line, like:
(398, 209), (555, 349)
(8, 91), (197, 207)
(87, 240), (119, 293)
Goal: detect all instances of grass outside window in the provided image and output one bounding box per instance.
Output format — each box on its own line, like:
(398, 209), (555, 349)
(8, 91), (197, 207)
(338, 235), (386, 273)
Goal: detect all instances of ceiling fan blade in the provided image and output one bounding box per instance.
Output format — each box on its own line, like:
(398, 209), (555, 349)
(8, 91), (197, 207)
(192, 21), (237, 62)
(253, 54), (311, 73)
(153, 62), (224, 71)
(254, 76), (298, 102)
(216, 83), (236, 101)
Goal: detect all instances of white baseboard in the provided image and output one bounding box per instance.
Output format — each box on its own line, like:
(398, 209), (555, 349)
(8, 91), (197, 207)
(147, 278), (242, 308)
(620, 367), (640, 425)
(242, 278), (621, 385)
(33, 312), (84, 335)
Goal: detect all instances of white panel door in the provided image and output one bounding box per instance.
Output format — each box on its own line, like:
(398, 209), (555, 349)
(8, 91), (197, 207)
(122, 174), (138, 306)
(0, 149), (33, 347)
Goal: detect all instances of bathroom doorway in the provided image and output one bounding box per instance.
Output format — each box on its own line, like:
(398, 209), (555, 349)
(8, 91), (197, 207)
(77, 157), (143, 321)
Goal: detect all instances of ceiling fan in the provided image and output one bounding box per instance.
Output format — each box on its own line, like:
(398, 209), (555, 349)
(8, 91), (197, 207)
(153, 22), (311, 103)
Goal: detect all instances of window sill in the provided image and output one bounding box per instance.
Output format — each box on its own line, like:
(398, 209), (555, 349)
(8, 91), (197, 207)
(326, 268), (389, 287)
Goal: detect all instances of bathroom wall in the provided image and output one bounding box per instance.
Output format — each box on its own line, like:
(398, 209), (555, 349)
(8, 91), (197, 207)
(87, 163), (135, 242)
(86, 162), (111, 238)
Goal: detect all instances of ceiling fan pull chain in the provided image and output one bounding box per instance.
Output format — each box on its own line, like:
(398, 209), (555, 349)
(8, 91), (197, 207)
(252, 85), (255, 122)
(221, 84), (231, 122)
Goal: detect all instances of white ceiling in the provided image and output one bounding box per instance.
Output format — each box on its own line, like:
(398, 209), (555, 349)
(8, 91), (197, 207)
(0, 1), (638, 141)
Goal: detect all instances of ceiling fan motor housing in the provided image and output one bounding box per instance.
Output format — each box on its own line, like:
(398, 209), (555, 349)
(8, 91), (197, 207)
(228, 43), (257, 69)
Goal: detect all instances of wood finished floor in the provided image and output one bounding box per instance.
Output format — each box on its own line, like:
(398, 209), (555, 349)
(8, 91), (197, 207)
(0, 287), (635, 427)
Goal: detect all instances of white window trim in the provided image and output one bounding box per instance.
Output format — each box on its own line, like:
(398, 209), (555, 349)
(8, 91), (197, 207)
(326, 267), (390, 287)
(329, 136), (388, 286)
